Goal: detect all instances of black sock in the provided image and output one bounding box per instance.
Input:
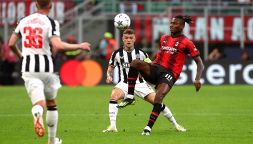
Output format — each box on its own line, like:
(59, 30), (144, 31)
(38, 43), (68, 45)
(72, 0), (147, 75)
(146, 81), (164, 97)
(147, 103), (163, 129)
(109, 100), (118, 104)
(47, 105), (57, 111)
(127, 66), (138, 96)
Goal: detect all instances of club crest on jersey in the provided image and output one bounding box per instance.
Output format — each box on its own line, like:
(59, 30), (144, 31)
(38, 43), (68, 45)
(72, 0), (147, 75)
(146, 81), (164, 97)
(175, 41), (179, 47)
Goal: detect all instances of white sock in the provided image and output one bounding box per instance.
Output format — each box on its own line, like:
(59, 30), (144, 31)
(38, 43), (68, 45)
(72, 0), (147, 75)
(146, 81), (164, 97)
(109, 101), (118, 128)
(46, 110), (58, 141)
(31, 105), (44, 118)
(162, 106), (178, 126)
(126, 94), (134, 99)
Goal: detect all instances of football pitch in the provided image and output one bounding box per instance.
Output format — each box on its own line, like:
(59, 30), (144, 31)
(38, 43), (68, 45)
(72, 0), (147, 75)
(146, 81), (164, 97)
(0, 85), (252, 144)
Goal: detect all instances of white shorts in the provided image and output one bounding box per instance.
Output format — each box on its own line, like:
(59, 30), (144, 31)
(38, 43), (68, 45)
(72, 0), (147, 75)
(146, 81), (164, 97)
(115, 81), (154, 99)
(22, 72), (62, 104)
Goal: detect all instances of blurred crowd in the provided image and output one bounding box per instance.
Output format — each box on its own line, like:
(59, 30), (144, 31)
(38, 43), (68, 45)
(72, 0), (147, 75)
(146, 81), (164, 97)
(1, 31), (252, 86)
(206, 45), (252, 62)
(0, 36), (19, 85)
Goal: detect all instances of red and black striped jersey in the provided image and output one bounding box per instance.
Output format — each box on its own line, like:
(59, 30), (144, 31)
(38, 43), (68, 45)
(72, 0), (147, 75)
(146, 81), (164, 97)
(153, 34), (200, 80)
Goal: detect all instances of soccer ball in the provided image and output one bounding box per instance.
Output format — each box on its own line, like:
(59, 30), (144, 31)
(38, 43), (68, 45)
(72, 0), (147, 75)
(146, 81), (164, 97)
(114, 13), (131, 30)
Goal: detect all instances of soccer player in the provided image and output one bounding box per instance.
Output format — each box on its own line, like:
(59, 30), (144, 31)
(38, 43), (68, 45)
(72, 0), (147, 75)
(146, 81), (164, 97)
(118, 16), (204, 135)
(8, 0), (90, 143)
(103, 28), (186, 133)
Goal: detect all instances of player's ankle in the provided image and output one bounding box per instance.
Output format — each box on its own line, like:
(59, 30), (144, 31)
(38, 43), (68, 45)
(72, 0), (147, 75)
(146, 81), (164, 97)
(126, 94), (134, 99)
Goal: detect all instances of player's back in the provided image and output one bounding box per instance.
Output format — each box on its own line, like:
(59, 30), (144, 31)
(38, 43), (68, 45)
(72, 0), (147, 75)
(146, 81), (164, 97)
(15, 13), (60, 73)
(17, 13), (59, 56)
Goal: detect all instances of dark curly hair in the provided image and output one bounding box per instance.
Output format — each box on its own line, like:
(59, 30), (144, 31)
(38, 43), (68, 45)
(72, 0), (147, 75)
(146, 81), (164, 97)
(175, 15), (193, 25)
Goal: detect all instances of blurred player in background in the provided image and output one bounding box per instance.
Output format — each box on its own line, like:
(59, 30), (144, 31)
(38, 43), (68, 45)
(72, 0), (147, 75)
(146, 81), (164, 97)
(118, 16), (204, 135)
(103, 28), (185, 133)
(98, 32), (119, 60)
(8, 0), (90, 143)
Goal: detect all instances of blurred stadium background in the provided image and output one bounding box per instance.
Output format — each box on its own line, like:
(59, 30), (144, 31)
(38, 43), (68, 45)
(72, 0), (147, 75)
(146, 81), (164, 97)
(0, 1), (253, 144)
(0, 0), (253, 86)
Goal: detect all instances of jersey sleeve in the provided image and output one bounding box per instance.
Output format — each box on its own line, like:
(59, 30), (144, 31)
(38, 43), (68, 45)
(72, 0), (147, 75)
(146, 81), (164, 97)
(48, 20), (60, 38)
(139, 49), (149, 60)
(108, 51), (117, 67)
(186, 40), (200, 58)
(14, 21), (22, 35)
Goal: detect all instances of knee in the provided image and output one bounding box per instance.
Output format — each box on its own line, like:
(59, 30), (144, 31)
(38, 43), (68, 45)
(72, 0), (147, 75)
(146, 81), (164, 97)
(110, 95), (119, 101)
(155, 90), (168, 102)
(109, 94), (119, 104)
(156, 89), (167, 97)
(110, 93), (123, 102)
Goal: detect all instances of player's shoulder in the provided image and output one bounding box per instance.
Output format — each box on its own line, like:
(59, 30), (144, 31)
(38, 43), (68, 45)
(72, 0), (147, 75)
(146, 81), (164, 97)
(17, 16), (25, 23)
(111, 48), (122, 58)
(19, 13), (55, 24)
(40, 16), (59, 29)
(16, 14), (32, 24)
(136, 47), (148, 57)
(46, 16), (59, 24)
(183, 35), (191, 41)
(114, 47), (123, 53)
(161, 34), (171, 40)
(181, 35), (193, 44)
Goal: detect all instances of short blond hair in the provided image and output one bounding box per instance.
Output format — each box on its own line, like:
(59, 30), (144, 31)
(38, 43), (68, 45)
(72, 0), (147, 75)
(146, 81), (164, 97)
(36, 0), (52, 9)
(123, 28), (135, 35)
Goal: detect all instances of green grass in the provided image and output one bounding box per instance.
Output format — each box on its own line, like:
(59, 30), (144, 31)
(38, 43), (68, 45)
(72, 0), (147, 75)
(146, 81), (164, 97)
(0, 85), (253, 144)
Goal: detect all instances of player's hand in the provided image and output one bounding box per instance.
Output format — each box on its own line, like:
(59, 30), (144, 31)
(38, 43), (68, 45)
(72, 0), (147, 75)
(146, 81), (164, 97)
(79, 42), (91, 51)
(106, 76), (113, 84)
(194, 80), (201, 92)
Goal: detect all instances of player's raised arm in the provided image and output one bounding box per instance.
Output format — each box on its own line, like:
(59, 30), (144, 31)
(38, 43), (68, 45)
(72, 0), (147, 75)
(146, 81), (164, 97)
(50, 36), (91, 52)
(193, 56), (204, 92)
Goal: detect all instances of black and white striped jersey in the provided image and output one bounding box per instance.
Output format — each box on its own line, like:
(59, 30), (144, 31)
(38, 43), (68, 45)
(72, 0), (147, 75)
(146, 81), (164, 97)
(14, 13), (60, 73)
(109, 47), (149, 83)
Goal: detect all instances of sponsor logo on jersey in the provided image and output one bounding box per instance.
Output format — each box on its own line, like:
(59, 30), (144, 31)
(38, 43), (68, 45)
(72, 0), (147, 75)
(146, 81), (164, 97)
(161, 46), (177, 54)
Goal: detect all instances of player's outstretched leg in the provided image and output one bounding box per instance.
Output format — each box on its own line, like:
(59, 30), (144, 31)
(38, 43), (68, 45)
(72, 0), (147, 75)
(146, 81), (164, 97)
(32, 105), (45, 137)
(162, 105), (186, 132)
(103, 100), (118, 132)
(118, 65), (139, 108)
(141, 103), (163, 135)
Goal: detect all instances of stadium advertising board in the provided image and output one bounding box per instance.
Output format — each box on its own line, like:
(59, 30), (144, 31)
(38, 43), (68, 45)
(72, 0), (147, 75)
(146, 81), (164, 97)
(73, 59), (252, 86)
(176, 60), (253, 85)
(137, 16), (253, 43)
(184, 16), (253, 43)
(0, 0), (75, 25)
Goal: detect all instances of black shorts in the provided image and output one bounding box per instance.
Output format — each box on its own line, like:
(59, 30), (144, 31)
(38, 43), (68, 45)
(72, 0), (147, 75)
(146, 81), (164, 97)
(144, 64), (176, 87)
